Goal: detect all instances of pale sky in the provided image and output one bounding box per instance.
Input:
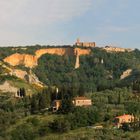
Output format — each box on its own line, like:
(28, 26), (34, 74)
(0, 0), (140, 48)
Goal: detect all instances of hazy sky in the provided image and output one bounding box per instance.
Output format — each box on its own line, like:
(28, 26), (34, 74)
(0, 0), (140, 48)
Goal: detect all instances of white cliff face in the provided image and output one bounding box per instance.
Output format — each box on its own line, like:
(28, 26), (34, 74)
(9, 69), (44, 87)
(75, 55), (80, 69)
(0, 81), (18, 93)
(1, 62), (44, 87)
(0, 61), (44, 97)
(10, 69), (28, 79)
(28, 70), (44, 87)
(120, 69), (132, 80)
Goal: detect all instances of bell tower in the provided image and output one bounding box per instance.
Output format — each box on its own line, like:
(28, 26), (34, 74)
(77, 38), (80, 43)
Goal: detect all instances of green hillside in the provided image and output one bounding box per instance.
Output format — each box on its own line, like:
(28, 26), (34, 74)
(34, 47), (140, 92)
(1, 46), (140, 140)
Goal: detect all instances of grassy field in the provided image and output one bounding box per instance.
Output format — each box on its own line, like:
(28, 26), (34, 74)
(39, 126), (140, 140)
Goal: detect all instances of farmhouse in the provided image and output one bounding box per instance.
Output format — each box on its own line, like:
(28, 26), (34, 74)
(73, 97), (92, 107)
(114, 114), (135, 128)
(52, 97), (92, 111)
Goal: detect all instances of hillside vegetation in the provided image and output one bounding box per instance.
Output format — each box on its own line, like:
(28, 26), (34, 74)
(1, 46), (140, 140)
(34, 47), (140, 92)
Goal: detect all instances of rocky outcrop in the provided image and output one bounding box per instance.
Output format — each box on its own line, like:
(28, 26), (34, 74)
(75, 55), (80, 69)
(28, 70), (44, 87)
(120, 69), (132, 79)
(0, 61), (44, 87)
(9, 69), (44, 87)
(0, 81), (18, 93)
(4, 47), (91, 69)
(10, 69), (27, 79)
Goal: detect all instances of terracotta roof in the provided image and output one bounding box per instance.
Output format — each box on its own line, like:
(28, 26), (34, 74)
(74, 97), (91, 100)
(115, 114), (133, 119)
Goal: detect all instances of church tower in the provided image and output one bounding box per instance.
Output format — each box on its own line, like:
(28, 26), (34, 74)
(77, 38), (80, 43)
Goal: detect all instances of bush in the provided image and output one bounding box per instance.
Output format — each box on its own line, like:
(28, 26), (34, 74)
(26, 117), (40, 126)
(38, 126), (49, 137)
(49, 118), (70, 133)
(66, 107), (101, 129)
(11, 124), (36, 140)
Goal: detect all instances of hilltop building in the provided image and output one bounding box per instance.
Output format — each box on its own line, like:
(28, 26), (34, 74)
(75, 38), (96, 48)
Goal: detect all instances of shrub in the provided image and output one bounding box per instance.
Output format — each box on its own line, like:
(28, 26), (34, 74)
(49, 118), (70, 133)
(26, 117), (40, 126)
(38, 126), (49, 137)
(11, 124), (36, 140)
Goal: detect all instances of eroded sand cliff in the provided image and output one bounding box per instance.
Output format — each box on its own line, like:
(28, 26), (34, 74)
(4, 53), (38, 68)
(4, 47), (91, 68)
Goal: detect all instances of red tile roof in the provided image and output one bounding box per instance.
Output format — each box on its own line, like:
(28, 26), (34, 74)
(115, 114), (133, 119)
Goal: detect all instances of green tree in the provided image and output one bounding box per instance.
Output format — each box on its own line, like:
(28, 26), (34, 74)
(59, 98), (74, 114)
(49, 118), (70, 133)
(38, 93), (48, 111)
(31, 95), (38, 114)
